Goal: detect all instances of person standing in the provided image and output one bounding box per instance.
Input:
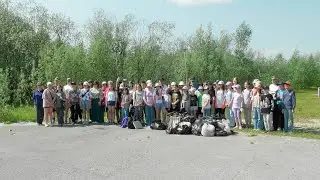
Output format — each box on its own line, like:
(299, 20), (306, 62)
(181, 86), (190, 113)
(52, 77), (61, 123)
(195, 86), (203, 117)
(225, 82), (235, 127)
(55, 85), (66, 127)
(274, 82), (285, 131)
(90, 81), (103, 123)
(201, 86), (211, 117)
(132, 84), (145, 123)
(69, 82), (80, 125)
(42, 82), (56, 127)
(63, 78), (73, 124)
(261, 86), (274, 132)
(215, 81), (226, 117)
(230, 84), (244, 129)
(208, 83), (216, 116)
(242, 81), (252, 128)
(283, 81), (296, 133)
(252, 82), (263, 130)
(33, 82), (44, 126)
(79, 81), (92, 125)
(143, 82), (155, 126)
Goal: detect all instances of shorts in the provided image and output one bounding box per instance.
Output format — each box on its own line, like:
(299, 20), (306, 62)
(107, 101), (116, 107)
(156, 103), (163, 109)
(81, 100), (89, 110)
(190, 106), (198, 111)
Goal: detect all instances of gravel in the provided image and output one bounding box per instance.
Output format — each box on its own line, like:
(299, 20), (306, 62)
(0, 125), (319, 180)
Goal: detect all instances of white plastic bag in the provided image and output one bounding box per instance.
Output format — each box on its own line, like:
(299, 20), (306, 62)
(222, 119), (231, 134)
(201, 123), (215, 137)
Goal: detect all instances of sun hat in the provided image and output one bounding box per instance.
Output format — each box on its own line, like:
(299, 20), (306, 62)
(218, 81), (224, 85)
(119, 84), (124, 89)
(83, 81), (89, 86)
(47, 82), (52, 86)
(102, 81), (107, 85)
(155, 83), (161, 87)
(252, 79), (259, 85)
(122, 79), (127, 82)
(171, 82), (176, 86)
(146, 80), (152, 84)
(178, 81), (185, 86)
(284, 81), (292, 86)
(182, 86), (188, 90)
(147, 83), (152, 87)
(198, 86), (204, 90)
(226, 81), (232, 86)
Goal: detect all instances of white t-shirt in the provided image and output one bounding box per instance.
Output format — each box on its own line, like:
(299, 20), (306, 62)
(269, 84), (279, 97)
(63, 84), (73, 98)
(107, 91), (117, 101)
(216, 90), (225, 108)
(202, 94), (211, 109)
(232, 92), (244, 109)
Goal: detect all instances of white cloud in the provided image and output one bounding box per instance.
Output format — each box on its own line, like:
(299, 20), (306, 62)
(169, 0), (232, 6)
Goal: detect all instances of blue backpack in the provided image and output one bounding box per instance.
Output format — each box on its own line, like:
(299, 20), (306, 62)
(120, 112), (129, 128)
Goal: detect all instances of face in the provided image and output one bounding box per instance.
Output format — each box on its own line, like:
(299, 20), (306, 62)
(279, 84), (284, 89)
(55, 80), (60, 85)
(233, 79), (238, 85)
(244, 82), (250, 89)
(78, 84), (83, 89)
(72, 84), (76, 89)
(156, 86), (161, 90)
(236, 87), (241, 92)
(284, 84), (290, 89)
(141, 83), (146, 88)
(136, 84), (142, 91)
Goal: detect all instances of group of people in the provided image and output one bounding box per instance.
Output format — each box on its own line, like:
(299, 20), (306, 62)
(32, 76), (296, 133)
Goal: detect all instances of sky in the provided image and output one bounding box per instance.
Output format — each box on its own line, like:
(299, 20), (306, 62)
(32, 0), (320, 58)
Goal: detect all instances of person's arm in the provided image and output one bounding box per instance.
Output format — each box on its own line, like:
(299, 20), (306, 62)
(292, 91), (296, 112)
(32, 91), (36, 103)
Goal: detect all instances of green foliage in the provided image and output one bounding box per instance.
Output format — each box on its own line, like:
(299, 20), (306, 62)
(0, 0), (320, 108)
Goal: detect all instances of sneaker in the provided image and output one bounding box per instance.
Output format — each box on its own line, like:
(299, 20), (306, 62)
(45, 124), (49, 127)
(239, 126), (242, 130)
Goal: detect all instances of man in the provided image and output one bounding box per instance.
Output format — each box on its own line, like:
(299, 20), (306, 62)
(33, 82), (44, 126)
(121, 79), (128, 88)
(273, 82), (285, 131)
(69, 82), (80, 124)
(63, 78), (73, 123)
(283, 81), (296, 133)
(269, 76), (279, 97)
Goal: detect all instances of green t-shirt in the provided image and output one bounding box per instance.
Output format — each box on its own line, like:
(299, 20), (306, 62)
(196, 91), (203, 107)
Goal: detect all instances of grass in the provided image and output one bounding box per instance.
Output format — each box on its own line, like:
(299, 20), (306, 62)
(294, 88), (320, 122)
(0, 106), (35, 124)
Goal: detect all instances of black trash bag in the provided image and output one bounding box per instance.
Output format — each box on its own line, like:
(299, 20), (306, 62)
(181, 115), (196, 124)
(166, 115), (180, 134)
(191, 119), (204, 136)
(129, 106), (135, 118)
(127, 117), (135, 129)
(176, 121), (192, 134)
(215, 130), (228, 136)
(151, 120), (167, 130)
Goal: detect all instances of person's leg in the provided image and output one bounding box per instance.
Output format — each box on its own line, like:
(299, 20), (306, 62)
(100, 105), (105, 123)
(283, 108), (289, 132)
(155, 106), (160, 121)
(145, 106), (151, 126)
(280, 111), (285, 131)
(48, 107), (53, 126)
(35, 105), (40, 125)
(288, 109), (294, 132)
(70, 105), (75, 123)
(263, 113), (268, 131)
(253, 108), (258, 130)
(43, 108), (48, 126)
(243, 108), (249, 127)
(267, 113), (272, 131)
(64, 102), (69, 124)
(57, 108), (64, 126)
(40, 107), (44, 125)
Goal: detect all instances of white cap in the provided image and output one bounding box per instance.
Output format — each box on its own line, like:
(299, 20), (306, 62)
(47, 82), (52, 86)
(119, 84), (124, 89)
(83, 81), (89, 86)
(189, 87), (196, 92)
(155, 83), (160, 87)
(147, 83), (152, 87)
(146, 80), (152, 84)
(198, 86), (204, 90)
(171, 82), (176, 86)
(102, 81), (107, 85)
(218, 81), (224, 85)
(178, 81), (185, 86)
(182, 86), (188, 90)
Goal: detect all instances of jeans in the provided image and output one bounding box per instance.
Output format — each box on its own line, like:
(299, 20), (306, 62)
(203, 108), (211, 117)
(226, 107), (235, 127)
(145, 105), (154, 126)
(56, 107), (64, 125)
(283, 108), (294, 132)
(262, 113), (273, 131)
(243, 107), (251, 127)
(253, 107), (263, 130)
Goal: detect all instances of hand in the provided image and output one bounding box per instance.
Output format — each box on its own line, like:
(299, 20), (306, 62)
(240, 108), (243, 112)
(292, 109), (295, 113)
(281, 109), (284, 114)
(201, 109), (204, 113)
(116, 77), (121, 82)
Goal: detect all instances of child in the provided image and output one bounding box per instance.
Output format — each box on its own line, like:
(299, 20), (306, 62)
(201, 86), (211, 117)
(251, 81), (263, 130)
(181, 86), (190, 113)
(215, 81), (225, 117)
(143, 83), (155, 126)
(260, 86), (274, 132)
(189, 88), (198, 117)
(69, 82), (80, 125)
(55, 85), (66, 127)
(283, 81), (296, 133)
(162, 88), (172, 123)
(121, 88), (131, 119)
(195, 86), (203, 117)
(79, 81), (92, 125)
(106, 84), (117, 124)
(77, 82), (83, 122)
(154, 83), (164, 121)
(171, 85), (182, 113)
(230, 84), (244, 129)
(242, 81), (252, 128)
(225, 81), (235, 127)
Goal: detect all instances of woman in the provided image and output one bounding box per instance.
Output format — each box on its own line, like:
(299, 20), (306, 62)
(90, 81), (103, 123)
(80, 81), (92, 125)
(252, 81), (263, 130)
(230, 84), (244, 129)
(215, 81), (225, 117)
(106, 83), (117, 124)
(55, 85), (66, 127)
(143, 82), (155, 126)
(33, 82), (44, 126)
(225, 81), (235, 127)
(121, 87), (131, 118)
(42, 82), (56, 127)
(133, 84), (144, 123)
(154, 83), (165, 121)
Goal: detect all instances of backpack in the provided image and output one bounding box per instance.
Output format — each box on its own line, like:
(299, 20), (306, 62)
(127, 117), (135, 129)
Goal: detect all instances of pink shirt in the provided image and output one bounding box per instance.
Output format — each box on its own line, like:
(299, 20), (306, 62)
(42, 88), (55, 108)
(143, 88), (155, 106)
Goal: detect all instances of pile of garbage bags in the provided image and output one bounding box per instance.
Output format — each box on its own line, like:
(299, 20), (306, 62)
(151, 112), (233, 137)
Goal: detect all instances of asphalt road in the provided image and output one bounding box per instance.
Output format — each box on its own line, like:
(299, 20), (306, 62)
(0, 124), (319, 180)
